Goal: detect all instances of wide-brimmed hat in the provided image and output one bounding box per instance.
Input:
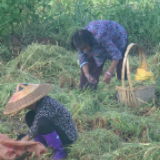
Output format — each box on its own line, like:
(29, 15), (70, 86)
(3, 83), (53, 115)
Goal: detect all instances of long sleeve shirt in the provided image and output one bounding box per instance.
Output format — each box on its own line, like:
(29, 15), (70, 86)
(28, 96), (78, 142)
(78, 20), (128, 68)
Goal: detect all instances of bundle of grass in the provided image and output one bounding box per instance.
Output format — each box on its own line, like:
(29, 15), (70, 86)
(92, 114), (108, 129)
(68, 129), (121, 160)
(73, 113), (108, 133)
(7, 43), (79, 86)
(59, 73), (77, 88)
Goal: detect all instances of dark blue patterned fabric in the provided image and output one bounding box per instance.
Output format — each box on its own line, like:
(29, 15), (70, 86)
(78, 20), (128, 68)
(28, 96), (78, 142)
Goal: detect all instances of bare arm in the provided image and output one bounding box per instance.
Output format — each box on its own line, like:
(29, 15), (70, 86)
(82, 64), (89, 77)
(107, 60), (119, 75)
(82, 64), (97, 84)
(103, 60), (119, 84)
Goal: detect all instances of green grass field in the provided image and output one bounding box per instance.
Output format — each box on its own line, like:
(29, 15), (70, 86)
(0, 43), (160, 160)
(0, 0), (160, 159)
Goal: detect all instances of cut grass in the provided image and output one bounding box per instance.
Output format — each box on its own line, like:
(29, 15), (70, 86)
(0, 43), (160, 160)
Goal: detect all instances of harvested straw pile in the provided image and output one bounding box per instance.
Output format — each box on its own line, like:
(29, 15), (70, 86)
(0, 43), (79, 87)
(68, 129), (121, 160)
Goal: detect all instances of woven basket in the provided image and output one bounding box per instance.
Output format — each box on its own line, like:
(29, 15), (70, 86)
(116, 43), (155, 107)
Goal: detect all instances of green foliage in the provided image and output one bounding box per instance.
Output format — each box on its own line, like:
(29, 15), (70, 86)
(0, 44), (11, 62)
(38, 0), (160, 52)
(0, 0), (37, 35)
(0, 0), (160, 63)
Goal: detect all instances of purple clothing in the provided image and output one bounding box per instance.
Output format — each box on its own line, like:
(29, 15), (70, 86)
(78, 20), (128, 68)
(41, 131), (67, 160)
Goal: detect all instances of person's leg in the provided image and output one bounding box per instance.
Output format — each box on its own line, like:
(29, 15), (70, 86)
(25, 110), (47, 146)
(53, 125), (73, 146)
(37, 117), (71, 145)
(79, 54), (104, 90)
(117, 58), (126, 80)
(25, 110), (36, 127)
(38, 117), (67, 160)
(116, 43), (128, 80)
(17, 111), (36, 140)
(25, 111), (72, 145)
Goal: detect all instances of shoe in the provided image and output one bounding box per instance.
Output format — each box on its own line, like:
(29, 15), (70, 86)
(41, 131), (66, 160)
(34, 133), (48, 146)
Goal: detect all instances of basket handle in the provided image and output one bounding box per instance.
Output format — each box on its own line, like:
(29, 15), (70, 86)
(121, 43), (148, 106)
(122, 43), (148, 88)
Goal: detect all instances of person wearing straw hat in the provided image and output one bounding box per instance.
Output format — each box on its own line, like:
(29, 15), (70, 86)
(71, 20), (128, 90)
(3, 83), (78, 160)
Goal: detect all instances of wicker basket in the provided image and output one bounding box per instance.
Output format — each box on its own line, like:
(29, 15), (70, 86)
(116, 43), (155, 107)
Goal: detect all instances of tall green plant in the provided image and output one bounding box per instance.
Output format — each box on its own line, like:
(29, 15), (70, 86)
(0, 0), (52, 36)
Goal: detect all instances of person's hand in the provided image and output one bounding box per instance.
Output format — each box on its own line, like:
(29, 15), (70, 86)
(103, 72), (112, 84)
(86, 74), (97, 84)
(17, 134), (26, 140)
(20, 134), (30, 142)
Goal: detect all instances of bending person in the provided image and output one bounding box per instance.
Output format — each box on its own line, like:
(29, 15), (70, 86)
(71, 20), (128, 90)
(3, 83), (78, 160)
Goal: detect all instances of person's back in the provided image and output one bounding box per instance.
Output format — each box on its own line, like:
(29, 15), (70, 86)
(35, 95), (78, 143)
(4, 83), (78, 160)
(84, 20), (127, 52)
(71, 20), (128, 91)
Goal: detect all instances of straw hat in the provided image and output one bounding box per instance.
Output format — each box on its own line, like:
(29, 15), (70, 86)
(3, 83), (53, 115)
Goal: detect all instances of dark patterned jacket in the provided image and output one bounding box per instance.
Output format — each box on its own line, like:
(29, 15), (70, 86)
(78, 20), (128, 68)
(28, 96), (78, 142)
